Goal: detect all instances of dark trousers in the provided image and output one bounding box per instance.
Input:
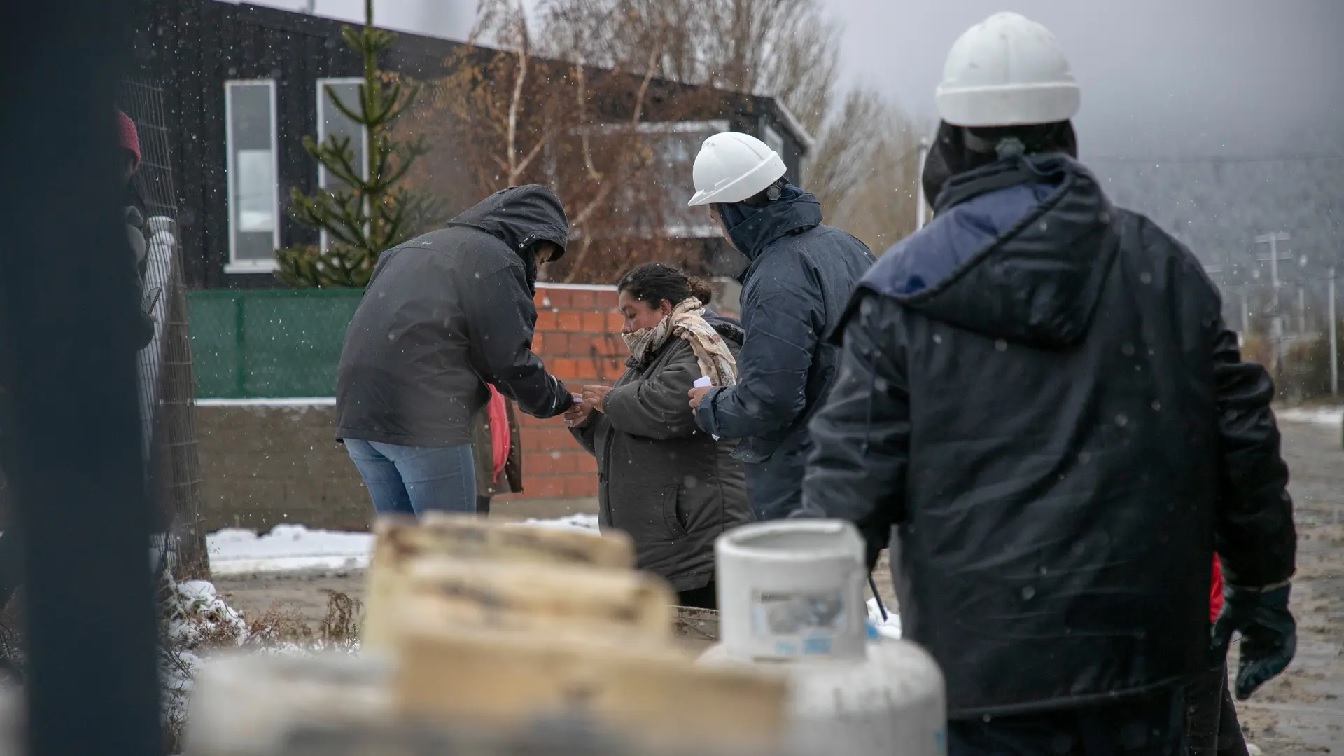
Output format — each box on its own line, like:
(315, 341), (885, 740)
(476, 496), (491, 517)
(676, 582), (717, 610)
(1186, 663), (1249, 756)
(948, 691), (1186, 756)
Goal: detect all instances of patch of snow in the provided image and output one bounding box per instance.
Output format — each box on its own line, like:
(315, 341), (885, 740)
(207, 517), (601, 575)
(521, 513), (600, 532)
(1276, 406), (1343, 428)
(161, 578), (248, 740)
(208, 524), (374, 576)
(866, 597), (902, 640)
(165, 580), (249, 648)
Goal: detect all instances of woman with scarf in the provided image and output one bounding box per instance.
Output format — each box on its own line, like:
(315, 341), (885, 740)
(565, 263), (753, 608)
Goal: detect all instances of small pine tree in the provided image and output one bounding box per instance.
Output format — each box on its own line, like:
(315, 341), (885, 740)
(275, 0), (446, 288)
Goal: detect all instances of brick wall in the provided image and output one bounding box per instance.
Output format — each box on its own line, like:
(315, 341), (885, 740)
(192, 284), (624, 530)
(513, 284), (624, 502)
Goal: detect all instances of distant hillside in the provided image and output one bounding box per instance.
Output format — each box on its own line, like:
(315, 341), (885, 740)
(1092, 157), (1344, 276)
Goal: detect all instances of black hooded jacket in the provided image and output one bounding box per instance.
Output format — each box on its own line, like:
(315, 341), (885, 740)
(336, 185), (574, 447)
(799, 155), (1295, 717)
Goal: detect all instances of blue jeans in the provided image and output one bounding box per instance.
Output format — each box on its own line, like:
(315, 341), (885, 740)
(344, 440), (476, 516)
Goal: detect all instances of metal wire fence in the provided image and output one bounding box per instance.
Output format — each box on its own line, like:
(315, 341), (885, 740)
(120, 78), (209, 579)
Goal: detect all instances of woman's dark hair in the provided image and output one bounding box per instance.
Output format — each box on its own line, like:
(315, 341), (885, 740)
(617, 262), (714, 309)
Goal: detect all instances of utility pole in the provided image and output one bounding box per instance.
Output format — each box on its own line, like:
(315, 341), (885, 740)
(1330, 264), (1339, 398)
(1254, 232), (1292, 380)
(915, 137), (930, 231)
(1205, 251), (1249, 336)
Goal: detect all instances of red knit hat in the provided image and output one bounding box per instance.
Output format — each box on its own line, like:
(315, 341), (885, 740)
(117, 110), (141, 172)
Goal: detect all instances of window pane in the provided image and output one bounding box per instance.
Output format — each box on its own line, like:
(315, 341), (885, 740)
(236, 150), (276, 231)
(318, 80), (366, 187)
(763, 124), (784, 156)
(317, 80), (368, 252)
(658, 127), (721, 233)
(227, 82), (277, 263)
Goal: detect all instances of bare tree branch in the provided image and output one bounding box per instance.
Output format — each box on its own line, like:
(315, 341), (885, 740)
(505, 4), (529, 178)
(574, 58), (602, 182)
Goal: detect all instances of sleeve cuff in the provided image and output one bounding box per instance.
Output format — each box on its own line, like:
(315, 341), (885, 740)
(693, 387), (722, 432)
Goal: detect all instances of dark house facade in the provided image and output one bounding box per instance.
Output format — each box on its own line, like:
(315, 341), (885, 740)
(128, 0), (812, 289)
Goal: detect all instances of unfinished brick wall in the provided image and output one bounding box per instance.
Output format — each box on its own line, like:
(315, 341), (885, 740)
(500, 283), (624, 503)
(190, 283), (632, 531)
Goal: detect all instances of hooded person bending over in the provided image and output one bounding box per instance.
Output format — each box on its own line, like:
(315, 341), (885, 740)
(684, 132), (873, 521)
(336, 185), (575, 516)
(797, 12), (1296, 754)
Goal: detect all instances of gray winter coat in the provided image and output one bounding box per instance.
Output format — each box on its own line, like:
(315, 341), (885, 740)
(572, 316), (753, 591)
(336, 185), (573, 447)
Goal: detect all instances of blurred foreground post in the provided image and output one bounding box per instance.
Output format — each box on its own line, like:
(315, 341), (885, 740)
(0, 0), (163, 753)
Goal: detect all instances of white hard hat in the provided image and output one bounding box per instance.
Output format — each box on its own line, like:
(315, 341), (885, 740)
(935, 12), (1080, 128)
(687, 131), (787, 207)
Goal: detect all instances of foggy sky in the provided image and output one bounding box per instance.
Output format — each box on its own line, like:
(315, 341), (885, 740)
(225, 0), (1344, 160)
(822, 0), (1344, 159)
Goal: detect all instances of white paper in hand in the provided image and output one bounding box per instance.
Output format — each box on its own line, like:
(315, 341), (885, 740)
(692, 376), (720, 440)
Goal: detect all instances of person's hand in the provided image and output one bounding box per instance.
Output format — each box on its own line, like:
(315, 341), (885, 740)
(581, 385), (612, 413)
(563, 401), (591, 428)
(688, 385), (713, 409)
(1211, 583), (1296, 700)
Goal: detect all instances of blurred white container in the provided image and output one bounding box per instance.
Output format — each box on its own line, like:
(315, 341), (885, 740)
(699, 520), (947, 756)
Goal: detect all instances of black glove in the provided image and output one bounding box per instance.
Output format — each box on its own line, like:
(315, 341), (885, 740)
(1210, 583), (1296, 700)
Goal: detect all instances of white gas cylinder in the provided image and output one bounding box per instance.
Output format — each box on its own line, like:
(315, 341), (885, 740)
(698, 520), (947, 756)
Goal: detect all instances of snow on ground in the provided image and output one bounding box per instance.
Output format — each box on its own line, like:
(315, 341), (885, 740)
(1277, 406), (1343, 428)
(208, 516), (600, 575)
(161, 579), (248, 737)
(208, 524), (373, 576)
(521, 513), (600, 532)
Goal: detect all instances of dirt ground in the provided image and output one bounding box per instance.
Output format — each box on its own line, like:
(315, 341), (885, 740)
(215, 420), (1344, 753)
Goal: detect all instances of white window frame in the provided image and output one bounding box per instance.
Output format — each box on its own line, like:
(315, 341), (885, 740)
(223, 79), (281, 274)
(762, 122), (785, 157)
(315, 77), (369, 253)
(566, 119), (730, 239)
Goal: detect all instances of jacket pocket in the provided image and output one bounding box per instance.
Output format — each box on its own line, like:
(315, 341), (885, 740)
(730, 437), (775, 464)
(660, 484), (689, 539)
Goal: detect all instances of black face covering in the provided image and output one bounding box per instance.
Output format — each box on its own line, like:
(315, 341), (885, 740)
(921, 120), (1078, 211)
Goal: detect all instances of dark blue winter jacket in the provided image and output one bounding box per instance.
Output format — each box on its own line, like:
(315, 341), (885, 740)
(799, 154), (1295, 717)
(692, 184), (874, 519)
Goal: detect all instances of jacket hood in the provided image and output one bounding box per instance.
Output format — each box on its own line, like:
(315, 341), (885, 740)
(866, 154), (1117, 349)
(447, 184), (570, 259)
(703, 310), (745, 346)
(715, 183), (822, 263)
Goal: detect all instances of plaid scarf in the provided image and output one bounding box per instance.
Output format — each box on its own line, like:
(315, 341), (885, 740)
(623, 298), (738, 386)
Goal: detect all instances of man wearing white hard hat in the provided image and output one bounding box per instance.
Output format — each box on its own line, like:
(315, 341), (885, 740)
(684, 131), (873, 521)
(797, 11), (1295, 754)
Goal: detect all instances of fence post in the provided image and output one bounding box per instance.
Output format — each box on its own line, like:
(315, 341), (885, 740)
(1, 3), (164, 750)
(235, 293), (247, 399)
